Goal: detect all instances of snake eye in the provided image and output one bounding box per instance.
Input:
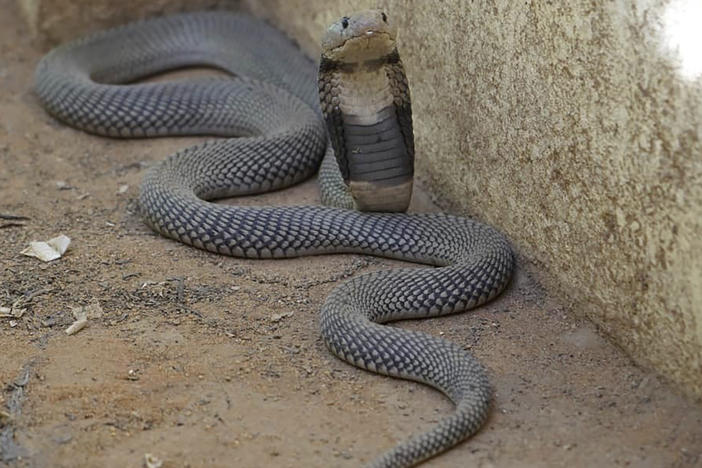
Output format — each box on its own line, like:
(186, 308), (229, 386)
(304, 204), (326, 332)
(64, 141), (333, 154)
(341, 17), (349, 29)
(381, 12), (388, 23)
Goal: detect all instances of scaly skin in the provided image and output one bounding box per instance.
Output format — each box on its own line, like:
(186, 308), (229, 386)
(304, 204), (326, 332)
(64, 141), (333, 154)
(319, 10), (415, 212)
(34, 11), (514, 467)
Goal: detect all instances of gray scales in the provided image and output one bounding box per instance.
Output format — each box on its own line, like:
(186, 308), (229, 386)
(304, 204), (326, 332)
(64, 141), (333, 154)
(34, 10), (514, 468)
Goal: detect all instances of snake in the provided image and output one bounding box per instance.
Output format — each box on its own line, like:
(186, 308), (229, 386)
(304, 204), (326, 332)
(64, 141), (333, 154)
(34, 10), (514, 467)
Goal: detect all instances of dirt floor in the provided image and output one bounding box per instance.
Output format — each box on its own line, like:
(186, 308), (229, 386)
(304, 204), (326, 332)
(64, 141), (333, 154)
(1, 2), (702, 467)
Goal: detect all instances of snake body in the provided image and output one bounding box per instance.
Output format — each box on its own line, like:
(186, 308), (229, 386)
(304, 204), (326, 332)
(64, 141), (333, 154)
(35, 11), (514, 467)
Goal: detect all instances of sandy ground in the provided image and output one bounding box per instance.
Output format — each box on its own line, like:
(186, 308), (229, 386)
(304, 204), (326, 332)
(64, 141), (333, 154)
(1, 2), (702, 467)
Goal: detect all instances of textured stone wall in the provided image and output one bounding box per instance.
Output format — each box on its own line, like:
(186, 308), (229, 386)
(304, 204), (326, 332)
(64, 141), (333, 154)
(246, 0), (702, 399)
(16, 0), (702, 398)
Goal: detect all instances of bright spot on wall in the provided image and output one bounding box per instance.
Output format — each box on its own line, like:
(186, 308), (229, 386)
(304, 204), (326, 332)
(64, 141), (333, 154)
(662, 0), (702, 79)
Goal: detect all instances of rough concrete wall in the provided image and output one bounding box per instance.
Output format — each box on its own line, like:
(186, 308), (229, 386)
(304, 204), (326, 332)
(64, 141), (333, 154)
(16, 0), (702, 398)
(247, 0), (702, 397)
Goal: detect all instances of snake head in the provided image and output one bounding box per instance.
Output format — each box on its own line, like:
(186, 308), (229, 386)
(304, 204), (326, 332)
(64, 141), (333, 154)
(321, 10), (398, 63)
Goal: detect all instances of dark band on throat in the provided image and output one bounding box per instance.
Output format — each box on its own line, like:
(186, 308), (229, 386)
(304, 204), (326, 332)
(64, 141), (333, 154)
(320, 48), (400, 72)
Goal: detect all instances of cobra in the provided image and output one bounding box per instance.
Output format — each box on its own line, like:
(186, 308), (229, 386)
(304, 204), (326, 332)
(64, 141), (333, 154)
(35, 10), (514, 467)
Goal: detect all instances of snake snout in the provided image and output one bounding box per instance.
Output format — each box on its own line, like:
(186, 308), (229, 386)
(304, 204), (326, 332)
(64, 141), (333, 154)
(321, 10), (398, 63)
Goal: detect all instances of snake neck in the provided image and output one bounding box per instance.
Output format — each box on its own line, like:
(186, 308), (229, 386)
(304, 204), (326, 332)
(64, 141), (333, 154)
(319, 51), (415, 213)
(318, 10), (415, 213)
(331, 60), (394, 123)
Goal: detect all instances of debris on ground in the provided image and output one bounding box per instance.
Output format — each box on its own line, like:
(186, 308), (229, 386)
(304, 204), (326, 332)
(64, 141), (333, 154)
(65, 301), (103, 335)
(270, 311), (294, 323)
(0, 213), (29, 229)
(0, 305), (26, 319)
(20, 235), (71, 262)
(144, 453), (163, 468)
(0, 362), (33, 463)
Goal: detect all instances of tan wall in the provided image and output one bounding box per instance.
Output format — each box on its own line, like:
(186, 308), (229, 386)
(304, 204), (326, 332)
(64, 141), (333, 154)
(18, 0), (702, 398)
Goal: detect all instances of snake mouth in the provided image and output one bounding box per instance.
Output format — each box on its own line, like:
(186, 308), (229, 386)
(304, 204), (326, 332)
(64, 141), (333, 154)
(325, 30), (395, 63)
(320, 9), (398, 63)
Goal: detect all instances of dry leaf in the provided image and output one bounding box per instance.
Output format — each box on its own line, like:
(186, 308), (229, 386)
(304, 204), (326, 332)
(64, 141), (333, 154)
(21, 235), (71, 262)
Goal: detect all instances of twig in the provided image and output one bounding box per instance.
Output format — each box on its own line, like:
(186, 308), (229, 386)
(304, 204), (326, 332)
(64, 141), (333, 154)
(23, 288), (52, 302)
(0, 214), (30, 221)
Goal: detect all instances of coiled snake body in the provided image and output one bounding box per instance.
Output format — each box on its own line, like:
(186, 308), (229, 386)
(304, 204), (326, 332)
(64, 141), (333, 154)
(35, 10), (514, 467)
